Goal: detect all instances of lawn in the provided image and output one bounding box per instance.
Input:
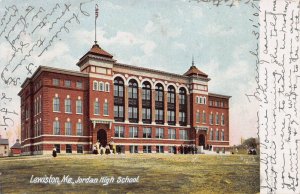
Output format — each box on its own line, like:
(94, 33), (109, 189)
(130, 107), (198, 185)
(0, 154), (259, 194)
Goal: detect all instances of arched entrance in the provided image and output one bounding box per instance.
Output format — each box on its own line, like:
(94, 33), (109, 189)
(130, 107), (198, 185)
(97, 129), (107, 147)
(199, 134), (205, 147)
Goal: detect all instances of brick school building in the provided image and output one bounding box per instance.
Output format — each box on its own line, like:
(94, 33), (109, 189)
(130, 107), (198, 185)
(19, 43), (230, 155)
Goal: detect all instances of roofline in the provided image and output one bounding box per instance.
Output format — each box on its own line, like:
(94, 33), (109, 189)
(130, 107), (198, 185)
(19, 66), (89, 92)
(114, 62), (210, 81)
(208, 92), (231, 99)
(77, 54), (116, 67)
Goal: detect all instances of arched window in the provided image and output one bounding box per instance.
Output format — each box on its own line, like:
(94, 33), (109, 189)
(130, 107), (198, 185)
(142, 81), (151, 124)
(179, 88), (187, 126)
(93, 81), (98, 91)
(128, 79), (138, 123)
(155, 83), (164, 124)
(114, 78), (124, 97)
(142, 81), (151, 100)
(114, 77), (124, 122)
(167, 85), (176, 125)
(99, 82), (104, 91)
(128, 80), (138, 99)
(155, 84), (164, 102)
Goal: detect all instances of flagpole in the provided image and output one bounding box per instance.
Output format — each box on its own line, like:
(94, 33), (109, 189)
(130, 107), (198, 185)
(95, 4), (98, 44)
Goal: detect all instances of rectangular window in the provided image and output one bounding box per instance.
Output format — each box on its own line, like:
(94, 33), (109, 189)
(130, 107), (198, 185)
(155, 109), (164, 121)
(65, 98), (71, 113)
(179, 112), (186, 122)
(128, 88), (138, 99)
(76, 100), (82, 114)
(179, 130), (188, 140)
(104, 101), (109, 115)
(143, 145), (151, 153)
(53, 97), (60, 112)
(65, 122), (71, 135)
(129, 127), (138, 138)
(216, 114), (219, 125)
(93, 81), (98, 90)
(179, 95), (185, 105)
(53, 121), (60, 135)
(114, 106), (124, 118)
(128, 107), (138, 119)
(65, 80), (71, 87)
(76, 81), (82, 89)
(196, 112), (200, 123)
(76, 122), (83, 136)
(142, 89), (151, 100)
(155, 91), (163, 102)
(94, 101), (100, 115)
(221, 131), (225, 141)
(77, 145), (83, 153)
(167, 111), (175, 122)
(216, 131), (220, 141)
(142, 108), (151, 120)
(99, 82), (104, 91)
(210, 130), (214, 140)
(114, 126), (124, 138)
(167, 93), (175, 103)
(54, 144), (60, 153)
(221, 115), (225, 125)
(155, 128), (164, 139)
(143, 127), (152, 138)
(156, 146), (164, 153)
(53, 79), (59, 86)
(202, 112), (206, 123)
(66, 144), (72, 153)
(129, 145), (138, 153)
(209, 101), (213, 106)
(168, 146), (176, 153)
(105, 83), (110, 92)
(209, 113), (214, 125)
(168, 129), (176, 139)
(220, 101), (224, 107)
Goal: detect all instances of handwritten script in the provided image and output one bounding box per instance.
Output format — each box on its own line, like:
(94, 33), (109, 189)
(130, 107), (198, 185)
(0, 1), (92, 132)
(258, 0), (300, 193)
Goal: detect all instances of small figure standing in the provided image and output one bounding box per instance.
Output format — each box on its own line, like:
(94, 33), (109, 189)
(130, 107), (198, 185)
(52, 146), (57, 157)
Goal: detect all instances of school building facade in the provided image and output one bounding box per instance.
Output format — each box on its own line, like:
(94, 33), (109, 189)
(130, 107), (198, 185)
(19, 43), (230, 155)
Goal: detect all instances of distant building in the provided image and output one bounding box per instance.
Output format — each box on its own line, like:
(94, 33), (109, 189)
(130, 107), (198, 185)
(19, 43), (231, 155)
(0, 135), (9, 157)
(11, 139), (21, 156)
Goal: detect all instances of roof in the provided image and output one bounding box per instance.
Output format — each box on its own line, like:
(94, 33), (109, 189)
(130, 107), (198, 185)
(19, 66), (89, 94)
(11, 141), (21, 149)
(208, 92), (231, 99)
(184, 65), (208, 78)
(80, 44), (113, 60)
(0, 139), (9, 145)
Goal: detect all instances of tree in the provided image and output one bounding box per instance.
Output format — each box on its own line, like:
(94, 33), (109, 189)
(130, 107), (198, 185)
(242, 137), (257, 148)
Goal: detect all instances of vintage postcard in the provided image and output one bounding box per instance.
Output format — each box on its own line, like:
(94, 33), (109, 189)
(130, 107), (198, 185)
(0, 0), (298, 193)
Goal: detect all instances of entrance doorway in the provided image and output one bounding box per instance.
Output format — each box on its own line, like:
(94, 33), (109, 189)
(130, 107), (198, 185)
(97, 129), (107, 147)
(199, 134), (205, 147)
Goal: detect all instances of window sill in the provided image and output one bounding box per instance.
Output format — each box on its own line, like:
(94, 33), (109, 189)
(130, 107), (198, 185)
(65, 112), (72, 114)
(53, 111), (61, 113)
(76, 113), (83, 115)
(103, 114), (109, 117)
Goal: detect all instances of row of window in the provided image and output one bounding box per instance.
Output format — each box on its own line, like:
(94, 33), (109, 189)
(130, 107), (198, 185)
(196, 111), (225, 125)
(53, 97), (83, 114)
(209, 100), (225, 107)
(195, 96), (206, 104)
(209, 129), (225, 141)
(53, 79), (83, 89)
(34, 96), (42, 116)
(130, 145), (177, 153)
(114, 126), (188, 140)
(92, 81), (110, 92)
(53, 120), (83, 136)
(53, 144), (83, 154)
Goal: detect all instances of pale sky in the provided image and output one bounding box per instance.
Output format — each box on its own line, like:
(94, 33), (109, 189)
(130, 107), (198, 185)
(0, 0), (259, 146)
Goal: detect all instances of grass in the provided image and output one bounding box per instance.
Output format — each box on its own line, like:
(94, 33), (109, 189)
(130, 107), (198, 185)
(0, 154), (259, 194)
